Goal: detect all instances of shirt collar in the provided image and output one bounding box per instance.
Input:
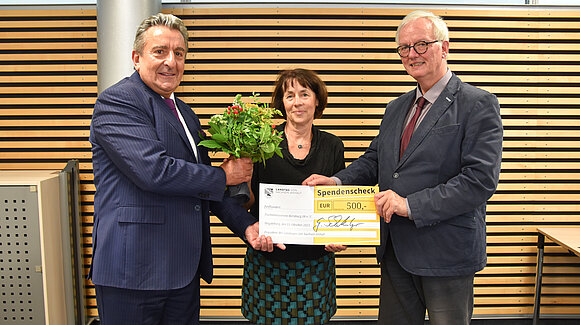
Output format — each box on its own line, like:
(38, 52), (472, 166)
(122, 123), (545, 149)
(161, 93), (176, 102)
(415, 69), (452, 104)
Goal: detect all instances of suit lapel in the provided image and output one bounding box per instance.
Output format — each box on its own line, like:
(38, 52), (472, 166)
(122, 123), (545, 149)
(135, 72), (205, 164)
(158, 97), (192, 151)
(398, 76), (460, 165)
(175, 99), (211, 165)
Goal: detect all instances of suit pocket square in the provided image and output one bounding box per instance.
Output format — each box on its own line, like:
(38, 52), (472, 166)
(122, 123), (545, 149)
(117, 206), (165, 224)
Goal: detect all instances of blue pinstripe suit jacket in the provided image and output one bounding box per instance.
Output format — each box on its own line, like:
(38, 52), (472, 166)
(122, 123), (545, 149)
(89, 72), (256, 290)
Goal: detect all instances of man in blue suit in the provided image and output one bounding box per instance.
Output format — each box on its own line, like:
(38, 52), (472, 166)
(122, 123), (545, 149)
(304, 10), (503, 325)
(89, 13), (274, 324)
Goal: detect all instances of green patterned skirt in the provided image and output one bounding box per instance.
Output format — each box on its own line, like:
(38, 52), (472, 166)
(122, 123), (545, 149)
(241, 247), (337, 324)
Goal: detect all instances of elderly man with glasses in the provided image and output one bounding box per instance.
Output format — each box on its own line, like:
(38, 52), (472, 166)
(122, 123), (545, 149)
(304, 10), (503, 325)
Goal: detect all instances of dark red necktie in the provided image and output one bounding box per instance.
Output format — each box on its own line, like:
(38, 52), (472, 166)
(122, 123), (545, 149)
(400, 97), (427, 158)
(163, 98), (179, 119)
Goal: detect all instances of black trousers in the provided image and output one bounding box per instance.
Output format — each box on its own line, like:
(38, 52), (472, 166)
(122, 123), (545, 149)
(378, 238), (474, 325)
(95, 275), (201, 325)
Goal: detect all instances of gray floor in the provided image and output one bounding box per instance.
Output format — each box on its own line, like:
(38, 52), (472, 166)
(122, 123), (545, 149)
(198, 319), (580, 324)
(89, 317), (580, 324)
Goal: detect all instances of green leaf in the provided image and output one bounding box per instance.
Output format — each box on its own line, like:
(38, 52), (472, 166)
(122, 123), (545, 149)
(260, 142), (275, 153)
(275, 147), (283, 158)
(198, 139), (222, 149)
(246, 137), (257, 148)
(212, 133), (228, 143)
(259, 126), (269, 142)
(206, 121), (220, 135)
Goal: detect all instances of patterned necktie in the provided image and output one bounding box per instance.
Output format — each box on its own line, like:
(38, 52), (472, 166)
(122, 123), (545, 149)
(400, 97), (427, 158)
(163, 98), (179, 119)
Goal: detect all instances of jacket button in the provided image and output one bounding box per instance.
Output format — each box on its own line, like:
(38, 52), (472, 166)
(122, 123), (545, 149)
(194, 205), (201, 211)
(393, 172), (399, 179)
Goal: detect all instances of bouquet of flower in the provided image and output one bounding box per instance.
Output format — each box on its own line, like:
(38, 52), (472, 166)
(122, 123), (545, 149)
(199, 93), (284, 164)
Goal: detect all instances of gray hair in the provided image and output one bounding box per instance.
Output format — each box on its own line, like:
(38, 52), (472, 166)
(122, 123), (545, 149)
(395, 10), (449, 44)
(133, 13), (188, 54)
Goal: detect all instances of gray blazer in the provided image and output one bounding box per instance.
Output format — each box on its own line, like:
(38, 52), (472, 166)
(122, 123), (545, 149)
(335, 73), (503, 276)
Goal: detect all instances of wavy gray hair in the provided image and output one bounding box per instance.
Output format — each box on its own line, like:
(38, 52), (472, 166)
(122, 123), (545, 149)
(133, 13), (188, 54)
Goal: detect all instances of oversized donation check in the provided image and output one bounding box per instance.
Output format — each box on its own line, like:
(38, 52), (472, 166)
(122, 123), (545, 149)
(259, 183), (380, 245)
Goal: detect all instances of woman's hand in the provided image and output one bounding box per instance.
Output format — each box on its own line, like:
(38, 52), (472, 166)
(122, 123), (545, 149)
(325, 244), (347, 253)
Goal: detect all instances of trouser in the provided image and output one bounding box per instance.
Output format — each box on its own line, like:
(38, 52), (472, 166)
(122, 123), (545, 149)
(378, 238), (474, 325)
(95, 275), (201, 325)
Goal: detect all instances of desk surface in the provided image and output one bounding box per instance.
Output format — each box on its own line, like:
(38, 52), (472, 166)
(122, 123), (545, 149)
(537, 227), (580, 258)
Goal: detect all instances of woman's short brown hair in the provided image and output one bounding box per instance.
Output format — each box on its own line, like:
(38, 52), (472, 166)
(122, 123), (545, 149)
(271, 69), (328, 120)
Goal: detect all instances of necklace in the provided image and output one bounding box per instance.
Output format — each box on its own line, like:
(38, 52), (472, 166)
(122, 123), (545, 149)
(284, 125), (311, 150)
(297, 143), (310, 149)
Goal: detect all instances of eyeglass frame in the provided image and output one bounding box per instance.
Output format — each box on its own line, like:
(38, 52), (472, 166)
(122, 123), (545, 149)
(396, 40), (440, 58)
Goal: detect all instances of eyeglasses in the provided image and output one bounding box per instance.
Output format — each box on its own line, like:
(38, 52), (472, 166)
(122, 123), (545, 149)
(396, 40), (440, 58)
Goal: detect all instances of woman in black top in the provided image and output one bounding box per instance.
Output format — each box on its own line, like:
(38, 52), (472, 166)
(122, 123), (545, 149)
(241, 69), (347, 324)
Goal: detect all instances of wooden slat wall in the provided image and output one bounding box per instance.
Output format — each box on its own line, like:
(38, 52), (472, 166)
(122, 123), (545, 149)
(1, 5), (579, 320)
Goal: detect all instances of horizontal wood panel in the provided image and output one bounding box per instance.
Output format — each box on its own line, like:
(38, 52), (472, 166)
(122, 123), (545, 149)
(2, 6), (579, 321)
(0, 64), (97, 72)
(171, 85), (580, 95)
(0, 108), (94, 116)
(0, 9), (96, 17)
(184, 73), (580, 84)
(0, 31), (96, 39)
(1, 42), (96, 50)
(171, 7), (580, 18)
(189, 42), (580, 52)
(185, 63), (580, 73)
(0, 53), (97, 61)
(0, 20), (96, 28)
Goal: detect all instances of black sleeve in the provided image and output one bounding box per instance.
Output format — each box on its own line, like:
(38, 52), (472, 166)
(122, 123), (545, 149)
(333, 136), (346, 175)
